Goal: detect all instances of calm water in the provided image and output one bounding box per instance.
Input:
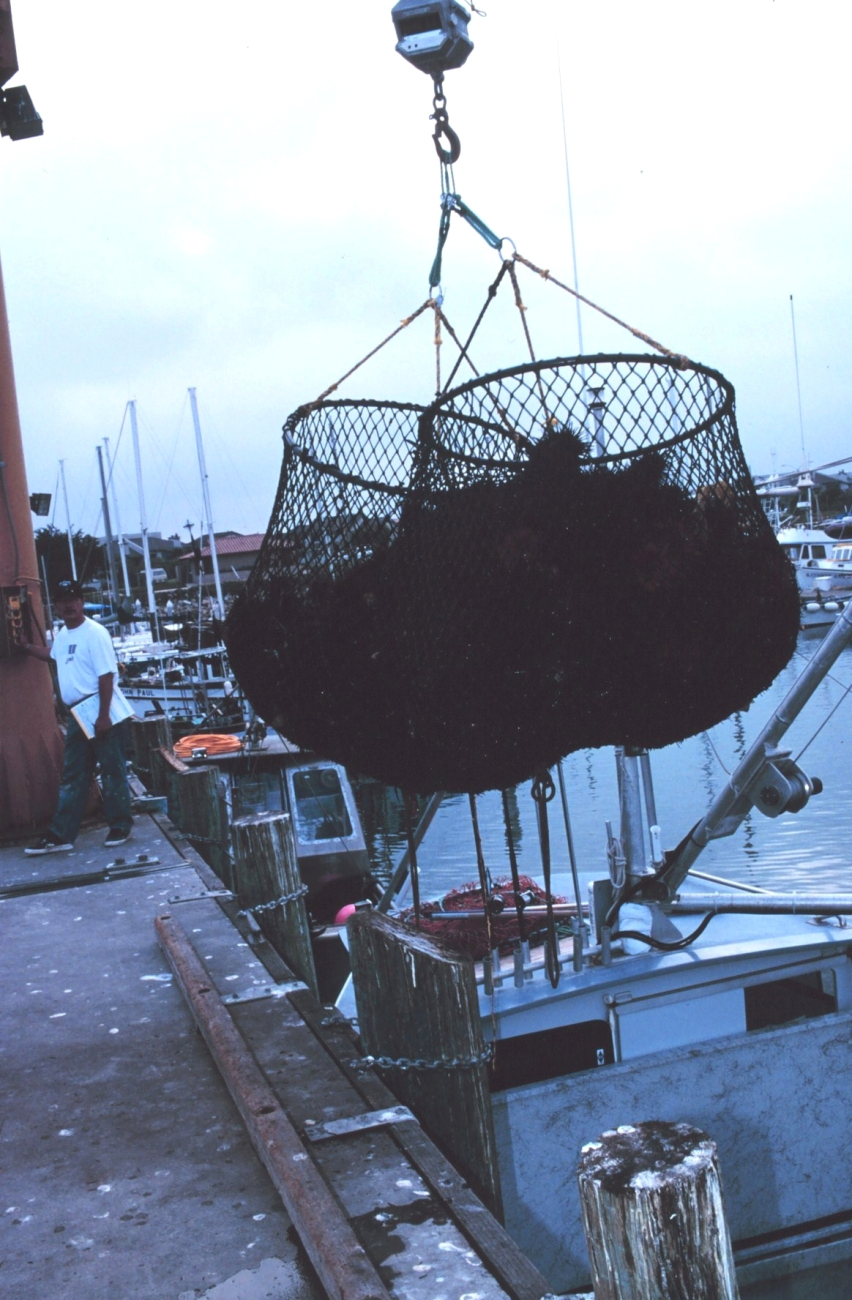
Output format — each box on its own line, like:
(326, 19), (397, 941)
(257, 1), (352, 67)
(359, 629), (852, 903)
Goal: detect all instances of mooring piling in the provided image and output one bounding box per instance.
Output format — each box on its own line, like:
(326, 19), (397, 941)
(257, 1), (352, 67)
(577, 1119), (740, 1300)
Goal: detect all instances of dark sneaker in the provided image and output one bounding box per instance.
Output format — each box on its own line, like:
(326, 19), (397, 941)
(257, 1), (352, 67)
(104, 827), (131, 848)
(25, 835), (74, 856)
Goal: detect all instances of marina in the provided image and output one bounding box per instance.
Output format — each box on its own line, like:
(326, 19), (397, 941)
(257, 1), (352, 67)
(2, 3), (851, 1299)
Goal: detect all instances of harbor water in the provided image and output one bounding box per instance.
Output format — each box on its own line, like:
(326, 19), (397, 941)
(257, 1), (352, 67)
(360, 628), (852, 904)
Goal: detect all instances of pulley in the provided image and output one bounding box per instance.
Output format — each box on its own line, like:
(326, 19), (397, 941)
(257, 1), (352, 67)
(391, 0), (473, 78)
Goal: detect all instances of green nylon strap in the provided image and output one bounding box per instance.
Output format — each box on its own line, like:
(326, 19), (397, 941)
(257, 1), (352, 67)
(429, 193), (504, 288)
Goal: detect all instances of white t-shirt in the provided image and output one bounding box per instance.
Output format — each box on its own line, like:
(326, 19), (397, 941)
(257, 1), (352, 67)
(50, 617), (118, 706)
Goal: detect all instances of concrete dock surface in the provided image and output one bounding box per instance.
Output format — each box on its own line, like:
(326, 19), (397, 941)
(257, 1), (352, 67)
(1, 814), (322, 1300)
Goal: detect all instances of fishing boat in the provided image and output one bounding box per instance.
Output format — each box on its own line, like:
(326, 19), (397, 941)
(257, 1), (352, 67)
(333, 607), (852, 1297)
(177, 730), (375, 928)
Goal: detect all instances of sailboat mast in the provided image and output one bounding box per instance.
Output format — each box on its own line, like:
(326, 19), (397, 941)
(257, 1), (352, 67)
(59, 458), (77, 580)
(128, 400), (159, 638)
(96, 443), (119, 605)
(104, 436), (131, 597)
(790, 294), (807, 471)
(188, 387), (225, 622)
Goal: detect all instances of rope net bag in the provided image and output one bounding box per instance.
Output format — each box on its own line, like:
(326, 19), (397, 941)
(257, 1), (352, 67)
(225, 398), (427, 777)
(389, 352), (799, 791)
(226, 353), (799, 795)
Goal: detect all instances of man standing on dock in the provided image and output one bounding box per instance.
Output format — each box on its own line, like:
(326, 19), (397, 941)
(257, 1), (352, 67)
(22, 579), (132, 854)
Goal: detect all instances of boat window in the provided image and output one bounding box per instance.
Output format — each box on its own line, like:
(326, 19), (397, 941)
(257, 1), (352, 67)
(232, 771), (284, 819)
(744, 970), (837, 1031)
(291, 768), (353, 842)
(784, 545), (801, 560)
(812, 545), (827, 559)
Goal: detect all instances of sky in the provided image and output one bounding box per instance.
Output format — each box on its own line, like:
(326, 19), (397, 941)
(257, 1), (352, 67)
(1, 1), (850, 543)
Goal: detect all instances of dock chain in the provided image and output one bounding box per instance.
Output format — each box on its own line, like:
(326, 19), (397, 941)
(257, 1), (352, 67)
(238, 884), (309, 918)
(350, 1046), (493, 1073)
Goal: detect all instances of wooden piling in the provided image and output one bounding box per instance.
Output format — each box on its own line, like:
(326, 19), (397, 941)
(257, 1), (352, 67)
(347, 909), (502, 1217)
(128, 716), (172, 788)
(175, 764), (230, 885)
(577, 1119), (740, 1300)
(231, 815), (318, 999)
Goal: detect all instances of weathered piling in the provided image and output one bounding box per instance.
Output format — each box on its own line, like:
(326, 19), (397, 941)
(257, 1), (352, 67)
(128, 716), (172, 788)
(577, 1119), (740, 1300)
(347, 909), (502, 1216)
(231, 815), (318, 998)
(175, 763), (230, 884)
(146, 745), (231, 884)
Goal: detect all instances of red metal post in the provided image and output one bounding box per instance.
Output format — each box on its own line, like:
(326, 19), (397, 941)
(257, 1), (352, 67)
(0, 253), (63, 831)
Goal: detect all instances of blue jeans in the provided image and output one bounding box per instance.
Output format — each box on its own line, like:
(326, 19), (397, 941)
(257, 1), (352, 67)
(50, 716), (132, 844)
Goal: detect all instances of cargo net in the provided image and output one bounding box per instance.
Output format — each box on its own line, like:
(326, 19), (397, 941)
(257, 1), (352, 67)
(226, 356), (800, 794)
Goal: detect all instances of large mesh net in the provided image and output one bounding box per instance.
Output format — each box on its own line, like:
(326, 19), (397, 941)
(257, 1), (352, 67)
(226, 355), (799, 793)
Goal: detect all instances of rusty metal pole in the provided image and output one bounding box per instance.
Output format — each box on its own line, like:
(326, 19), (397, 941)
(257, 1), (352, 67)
(0, 253), (63, 831)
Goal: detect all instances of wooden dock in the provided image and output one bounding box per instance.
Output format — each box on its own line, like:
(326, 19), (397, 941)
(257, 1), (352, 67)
(0, 805), (558, 1300)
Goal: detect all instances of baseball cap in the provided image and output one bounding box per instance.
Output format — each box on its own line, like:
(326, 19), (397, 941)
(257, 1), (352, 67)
(54, 578), (84, 600)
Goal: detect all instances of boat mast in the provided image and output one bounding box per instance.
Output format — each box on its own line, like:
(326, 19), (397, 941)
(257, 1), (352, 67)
(188, 387), (225, 622)
(104, 436), (131, 597)
(59, 458), (77, 580)
(128, 400), (160, 639)
(96, 443), (119, 605)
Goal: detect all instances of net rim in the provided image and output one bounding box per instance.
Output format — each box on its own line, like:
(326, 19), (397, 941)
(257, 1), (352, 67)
(282, 397), (429, 496)
(420, 351), (737, 470)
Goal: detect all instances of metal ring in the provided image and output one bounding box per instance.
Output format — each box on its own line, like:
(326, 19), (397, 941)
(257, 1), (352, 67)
(499, 236), (517, 262)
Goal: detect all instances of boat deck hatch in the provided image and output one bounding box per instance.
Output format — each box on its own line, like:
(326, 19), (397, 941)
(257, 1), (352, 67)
(490, 1020), (613, 1092)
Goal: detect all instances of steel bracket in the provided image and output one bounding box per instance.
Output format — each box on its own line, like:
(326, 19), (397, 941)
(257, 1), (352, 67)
(107, 853), (161, 874)
(166, 888), (234, 904)
(221, 981), (308, 1005)
(305, 1105), (416, 1142)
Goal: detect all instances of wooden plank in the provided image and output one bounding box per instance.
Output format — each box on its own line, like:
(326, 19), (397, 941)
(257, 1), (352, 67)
(154, 911), (390, 1300)
(347, 910), (502, 1217)
(231, 815), (319, 999)
(578, 1121), (740, 1300)
(290, 990), (553, 1300)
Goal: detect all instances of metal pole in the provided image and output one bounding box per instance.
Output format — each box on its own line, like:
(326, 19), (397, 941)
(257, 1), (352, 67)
(104, 437), (131, 597)
(188, 387), (225, 622)
(660, 599), (852, 892)
(0, 253), (63, 830)
(617, 749), (646, 884)
(39, 553), (52, 627)
(129, 400), (160, 640)
(96, 444), (119, 608)
(59, 458), (77, 580)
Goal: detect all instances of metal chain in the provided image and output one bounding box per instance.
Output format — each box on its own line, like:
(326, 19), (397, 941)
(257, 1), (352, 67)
(350, 1046), (493, 1073)
(431, 77), (461, 164)
(237, 883), (308, 918)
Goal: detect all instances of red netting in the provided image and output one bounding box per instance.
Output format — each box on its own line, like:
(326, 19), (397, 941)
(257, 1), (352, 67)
(397, 875), (567, 961)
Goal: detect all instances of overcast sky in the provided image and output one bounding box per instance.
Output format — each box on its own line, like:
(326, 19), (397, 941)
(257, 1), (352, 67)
(2, 1), (849, 542)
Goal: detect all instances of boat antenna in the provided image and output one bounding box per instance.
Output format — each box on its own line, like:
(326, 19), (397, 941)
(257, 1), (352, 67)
(556, 38), (583, 354)
(790, 294), (807, 471)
